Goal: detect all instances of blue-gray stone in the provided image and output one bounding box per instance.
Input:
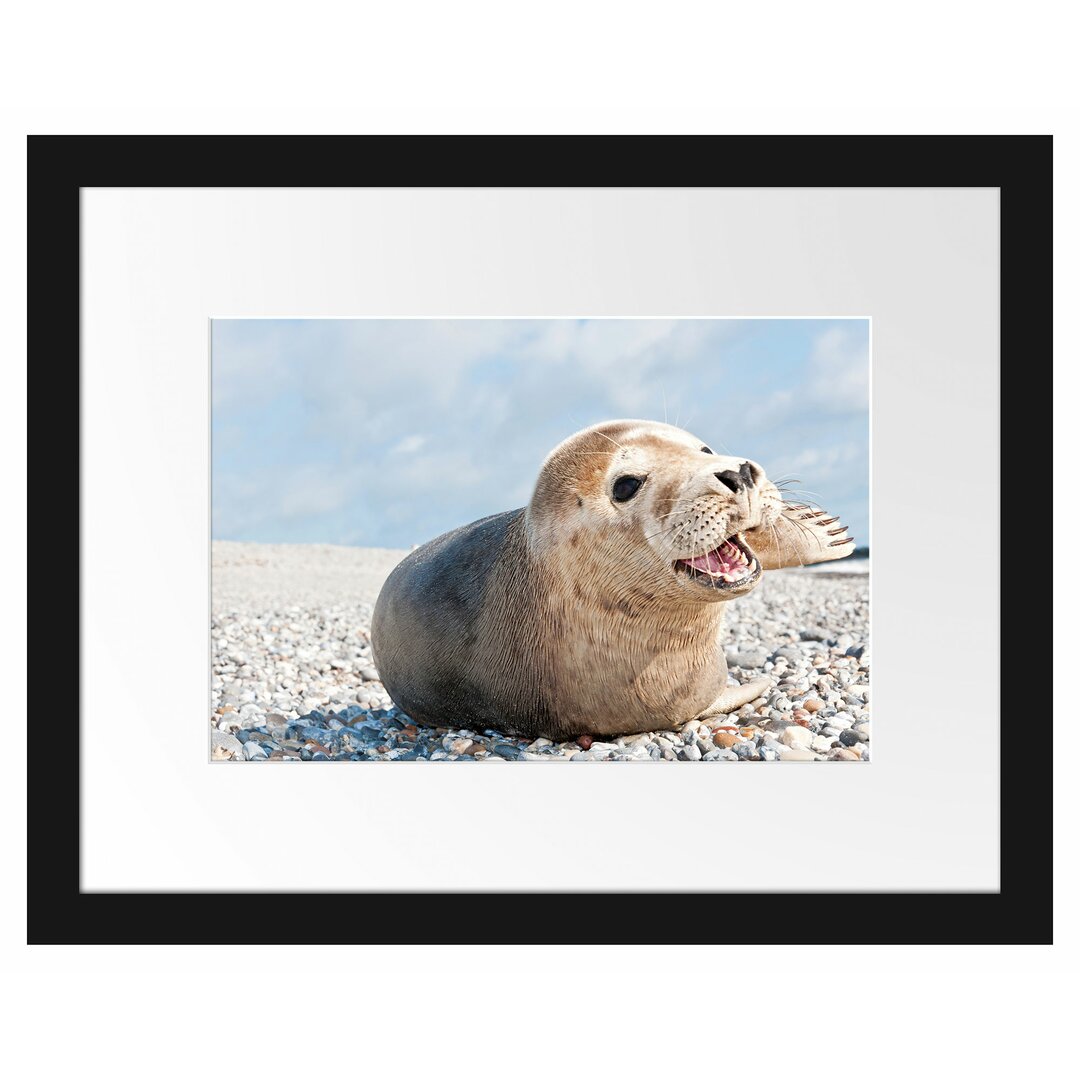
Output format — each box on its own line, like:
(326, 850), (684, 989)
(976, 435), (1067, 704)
(492, 744), (522, 760)
(840, 727), (868, 745)
(704, 748), (739, 761)
(761, 738), (783, 755)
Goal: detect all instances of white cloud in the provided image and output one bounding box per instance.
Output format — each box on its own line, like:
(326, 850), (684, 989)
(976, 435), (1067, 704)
(390, 434), (427, 455)
(805, 324), (870, 413)
(738, 324), (868, 439)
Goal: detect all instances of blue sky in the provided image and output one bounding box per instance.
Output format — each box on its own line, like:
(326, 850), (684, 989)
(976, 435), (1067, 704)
(212, 318), (869, 549)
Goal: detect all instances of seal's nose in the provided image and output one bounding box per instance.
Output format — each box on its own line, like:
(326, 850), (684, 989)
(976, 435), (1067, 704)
(715, 461), (759, 493)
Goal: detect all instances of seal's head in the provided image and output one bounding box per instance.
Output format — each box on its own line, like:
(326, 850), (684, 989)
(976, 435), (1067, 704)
(527, 419), (784, 606)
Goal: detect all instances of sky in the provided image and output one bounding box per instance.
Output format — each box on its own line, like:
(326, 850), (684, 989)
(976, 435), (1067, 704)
(211, 318), (869, 550)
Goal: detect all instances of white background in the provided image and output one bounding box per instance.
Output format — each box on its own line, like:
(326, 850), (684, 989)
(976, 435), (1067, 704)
(81, 186), (995, 893)
(1, 4), (1075, 1078)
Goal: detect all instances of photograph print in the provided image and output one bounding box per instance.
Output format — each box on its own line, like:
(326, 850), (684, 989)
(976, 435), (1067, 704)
(211, 317), (869, 763)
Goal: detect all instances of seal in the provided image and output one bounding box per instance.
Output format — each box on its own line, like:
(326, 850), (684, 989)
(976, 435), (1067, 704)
(371, 420), (855, 740)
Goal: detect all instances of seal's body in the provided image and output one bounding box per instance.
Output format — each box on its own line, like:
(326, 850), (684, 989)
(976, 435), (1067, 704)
(371, 420), (853, 740)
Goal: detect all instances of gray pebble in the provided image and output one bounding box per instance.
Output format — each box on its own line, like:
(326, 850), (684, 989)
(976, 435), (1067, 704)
(729, 649), (768, 668)
(772, 645), (804, 663)
(761, 718), (797, 732)
(704, 748), (738, 761)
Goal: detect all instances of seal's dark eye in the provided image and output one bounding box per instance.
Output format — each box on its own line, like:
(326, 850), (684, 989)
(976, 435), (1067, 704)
(701, 446), (714, 454)
(612, 475), (644, 502)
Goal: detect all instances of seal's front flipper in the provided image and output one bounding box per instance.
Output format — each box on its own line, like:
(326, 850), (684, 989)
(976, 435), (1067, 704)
(697, 677), (772, 720)
(745, 505), (856, 570)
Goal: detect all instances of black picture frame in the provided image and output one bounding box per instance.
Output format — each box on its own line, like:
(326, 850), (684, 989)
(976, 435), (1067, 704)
(29, 134), (1051, 944)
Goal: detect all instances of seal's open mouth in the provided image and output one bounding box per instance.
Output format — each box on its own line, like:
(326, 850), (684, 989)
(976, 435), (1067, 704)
(674, 534), (761, 590)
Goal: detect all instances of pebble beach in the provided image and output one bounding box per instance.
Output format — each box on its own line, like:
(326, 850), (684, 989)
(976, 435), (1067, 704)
(211, 541), (870, 763)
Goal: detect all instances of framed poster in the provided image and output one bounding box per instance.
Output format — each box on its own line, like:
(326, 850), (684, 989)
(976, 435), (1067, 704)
(31, 135), (1049, 942)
